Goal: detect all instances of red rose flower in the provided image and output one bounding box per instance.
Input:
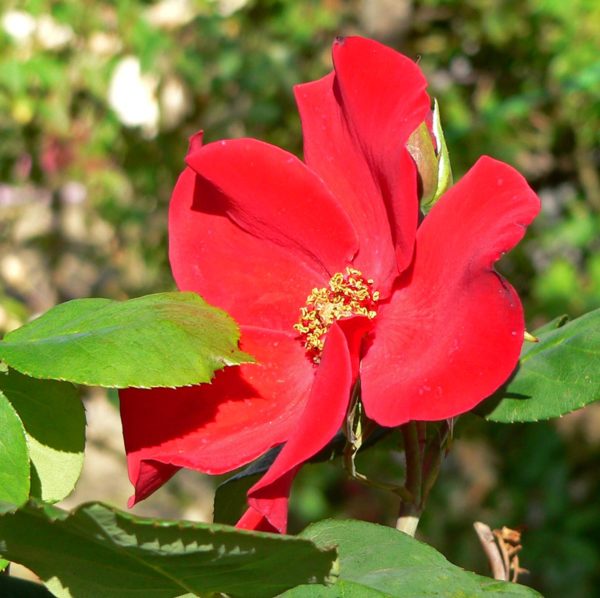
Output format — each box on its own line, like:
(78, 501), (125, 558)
(119, 37), (540, 533)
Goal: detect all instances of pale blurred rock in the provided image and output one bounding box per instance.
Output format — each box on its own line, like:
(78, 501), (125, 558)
(12, 200), (53, 242)
(0, 304), (23, 333)
(1, 9), (36, 43)
(89, 217), (115, 247)
(451, 439), (498, 510)
(215, 0), (250, 17)
(450, 55), (474, 83)
(36, 14), (74, 50)
(120, 247), (155, 289)
(2, 10), (73, 50)
(1, 254), (25, 285)
(146, 0), (197, 29)
(60, 181), (87, 205)
(160, 76), (191, 129)
(88, 31), (123, 57)
(53, 253), (98, 298)
(555, 403), (600, 445)
(360, 0), (412, 39)
(0, 249), (56, 312)
(0, 184), (52, 207)
(515, 150), (554, 179)
(108, 56), (160, 136)
(59, 202), (88, 243)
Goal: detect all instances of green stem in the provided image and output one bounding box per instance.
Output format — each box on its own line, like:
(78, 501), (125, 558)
(401, 421), (422, 505)
(397, 421), (423, 535)
(352, 468), (415, 501)
(417, 421), (427, 458)
(421, 421), (449, 503)
(343, 386), (413, 502)
(396, 503), (422, 536)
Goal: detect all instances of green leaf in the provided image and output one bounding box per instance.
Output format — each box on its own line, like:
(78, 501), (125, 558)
(0, 370), (85, 503)
(0, 292), (252, 388)
(483, 309), (600, 423)
(0, 575), (55, 597)
(214, 445), (282, 525)
(0, 501), (336, 598)
(282, 519), (540, 597)
(527, 314), (569, 336)
(0, 391), (29, 513)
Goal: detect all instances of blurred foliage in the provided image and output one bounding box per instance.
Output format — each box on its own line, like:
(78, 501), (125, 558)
(400, 0), (600, 322)
(0, 0), (354, 326)
(1, 0), (599, 596)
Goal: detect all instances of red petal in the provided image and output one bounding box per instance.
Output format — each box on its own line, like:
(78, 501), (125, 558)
(126, 460), (179, 507)
(236, 506), (279, 533)
(183, 136), (358, 277)
(170, 167), (332, 330)
(119, 326), (314, 505)
(237, 468), (298, 534)
(295, 36), (430, 291)
(361, 157), (541, 425)
(246, 317), (371, 533)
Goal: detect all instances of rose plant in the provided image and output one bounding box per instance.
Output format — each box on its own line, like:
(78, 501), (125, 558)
(119, 36), (540, 535)
(0, 35), (598, 598)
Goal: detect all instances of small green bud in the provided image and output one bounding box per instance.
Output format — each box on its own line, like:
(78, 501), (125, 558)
(407, 99), (454, 215)
(407, 121), (438, 208)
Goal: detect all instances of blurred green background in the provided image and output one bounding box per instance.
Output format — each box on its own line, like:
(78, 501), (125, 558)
(1, 0), (599, 596)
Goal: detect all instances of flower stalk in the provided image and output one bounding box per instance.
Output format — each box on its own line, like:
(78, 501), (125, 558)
(396, 420), (450, 536)
(397, 421), (423, 535)
(343, 387), (414, 502)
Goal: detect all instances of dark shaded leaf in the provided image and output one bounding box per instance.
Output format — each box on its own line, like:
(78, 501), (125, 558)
(0, 501), (336, 598)
(0, 575), (55, 598)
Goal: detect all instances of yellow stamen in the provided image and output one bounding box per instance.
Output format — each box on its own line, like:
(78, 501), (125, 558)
(294, 267), (379, 362)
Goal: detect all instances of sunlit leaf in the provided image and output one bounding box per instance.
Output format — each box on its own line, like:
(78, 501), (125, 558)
(483, 309), (600, 422)
(282, 519), (540, 596)
(0, 391), (29, 513)
(0, 292), (252, 389)
(0, 370), (85, 503)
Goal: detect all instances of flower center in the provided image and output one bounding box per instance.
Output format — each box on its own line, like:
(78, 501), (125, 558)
(294, 267), (379, 362)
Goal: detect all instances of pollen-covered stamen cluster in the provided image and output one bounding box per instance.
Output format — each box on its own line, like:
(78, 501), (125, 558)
(294, 267), (379, 362)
